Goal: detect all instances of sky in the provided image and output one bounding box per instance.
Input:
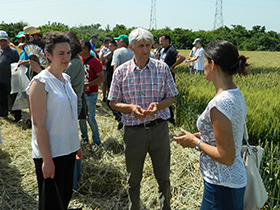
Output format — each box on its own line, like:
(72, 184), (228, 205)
(1, 0), (280, 33)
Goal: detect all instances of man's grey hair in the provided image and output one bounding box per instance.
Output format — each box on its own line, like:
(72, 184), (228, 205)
(129, 28), (153, 48)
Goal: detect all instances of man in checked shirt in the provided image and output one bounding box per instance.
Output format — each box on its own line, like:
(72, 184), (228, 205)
(108, 28), (178, 210)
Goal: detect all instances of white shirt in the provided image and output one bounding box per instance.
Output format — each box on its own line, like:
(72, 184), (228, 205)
(194, 47), (204, 71)
(26, 70), (80, 159)
(197, 88), (247, 188)
(99, 47), (110, 70)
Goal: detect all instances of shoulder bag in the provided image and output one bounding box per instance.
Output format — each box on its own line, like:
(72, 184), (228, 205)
(241, 124), (268, 210)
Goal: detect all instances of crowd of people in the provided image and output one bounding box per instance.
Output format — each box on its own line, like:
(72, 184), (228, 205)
(0, 26), (250, 210)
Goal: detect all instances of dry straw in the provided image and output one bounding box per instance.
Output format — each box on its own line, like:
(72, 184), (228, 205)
(0, 93), (203, 210)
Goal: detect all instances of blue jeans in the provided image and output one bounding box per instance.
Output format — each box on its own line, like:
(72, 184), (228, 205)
(79, 92), (101, 144)
(200, 180), (245, 210)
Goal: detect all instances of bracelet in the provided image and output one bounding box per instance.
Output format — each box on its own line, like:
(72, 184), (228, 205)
(195, 140), (202, 152)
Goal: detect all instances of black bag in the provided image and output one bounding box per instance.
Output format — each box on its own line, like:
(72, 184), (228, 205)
(39, 179), (65, 210)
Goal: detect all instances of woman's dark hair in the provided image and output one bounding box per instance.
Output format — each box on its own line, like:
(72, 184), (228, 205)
(64, 31), (82, 59)
(43, 32), (70, 55)
(80, 39), (91, 52)
(204, 40), (249, 77)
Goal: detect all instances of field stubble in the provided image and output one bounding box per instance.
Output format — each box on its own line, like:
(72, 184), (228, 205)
(0, 92), (203, 210)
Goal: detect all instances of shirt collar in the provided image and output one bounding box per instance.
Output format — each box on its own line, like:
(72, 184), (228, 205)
(131, 57), (152, 72)
(163, 44), (172, 53)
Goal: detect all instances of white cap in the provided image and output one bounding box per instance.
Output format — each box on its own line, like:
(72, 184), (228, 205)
(0, 30), (8, 40)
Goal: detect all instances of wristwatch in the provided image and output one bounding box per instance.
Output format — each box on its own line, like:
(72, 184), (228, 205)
(195, 140), (202, 152)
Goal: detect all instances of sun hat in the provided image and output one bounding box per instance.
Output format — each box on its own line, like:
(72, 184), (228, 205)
(192, 38), (201, 45)
(113, 34), (129, 44)
(0, 31), (8, 40)
(15, 31), (25, 38)
(23, 26), (41, 35)
(91, 34), (98, 39)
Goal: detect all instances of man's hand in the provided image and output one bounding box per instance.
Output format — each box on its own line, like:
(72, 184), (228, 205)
(84, 82), (90, 89)
(18, 59), (30, 66)
(144, 102), (158, 116)
(131, 105), (146, 119)
(30, 60), (42, 73)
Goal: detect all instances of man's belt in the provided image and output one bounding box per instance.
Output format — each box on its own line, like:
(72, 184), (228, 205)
(127, 119), (165, 129)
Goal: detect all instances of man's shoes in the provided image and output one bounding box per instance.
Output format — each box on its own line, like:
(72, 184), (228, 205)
(26, 119), (32, 129)
(102, 98), (107, 103)
(117, 121), (123, 130)
(91, 142), (102, 152)
(13, 118), (21, 123)
(81, 137), (89, 145)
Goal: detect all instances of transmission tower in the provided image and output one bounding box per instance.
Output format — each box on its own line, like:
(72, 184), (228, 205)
(213, 0), (223, 30)
(149, 0), (157, 30)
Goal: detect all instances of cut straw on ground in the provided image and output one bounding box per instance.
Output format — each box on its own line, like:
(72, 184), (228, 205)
(0, 90), (203, 210)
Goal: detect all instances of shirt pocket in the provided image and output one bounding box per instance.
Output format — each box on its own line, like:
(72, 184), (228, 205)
(4, 55), (13, 65)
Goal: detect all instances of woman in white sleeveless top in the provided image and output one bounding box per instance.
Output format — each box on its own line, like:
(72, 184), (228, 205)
(26, 32), (82, 210)
(174, 40), (249, 210)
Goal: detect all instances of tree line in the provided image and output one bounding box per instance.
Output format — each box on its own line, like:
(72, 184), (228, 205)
(1, 21), (280, 51)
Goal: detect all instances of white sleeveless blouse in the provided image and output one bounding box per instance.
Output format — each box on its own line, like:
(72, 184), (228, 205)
(26, 70), (80, 159)
(197, 88), (247, 188)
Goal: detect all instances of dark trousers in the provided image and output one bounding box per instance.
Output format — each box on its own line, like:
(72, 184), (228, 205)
(34, 152), (76, 210)
(124, 121), (171, 210)
(168, 71), (175, 124)
(10, 93), (22, 120)
(0, 82), (9, 117)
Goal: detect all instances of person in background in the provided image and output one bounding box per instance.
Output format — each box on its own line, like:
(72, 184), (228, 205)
(108, 28), (178, 210)
(79, 39), (104, 150)
(99, 34), (113, 52)
(63, 31), (85, 191)
(159, 33), (185, 126)
(26, 32), (82, 210)
(174, 40), (249, 210)
(99, 37), (112, 102)
(152, 39), (161, 59)
(23, 26), (44, 49)
(112, 34), (134, 72)
(187, 46), (197, 74)
(106, 40), (117, 93)
(184, 38), (204, 75)
(16, 31), (25, 44)
(105, 40), (119, 121)
(89, 34), (99, 58)
(15, 31), (25, 53)
(0, 30), (20, 121)
(110, 34), (134, 129)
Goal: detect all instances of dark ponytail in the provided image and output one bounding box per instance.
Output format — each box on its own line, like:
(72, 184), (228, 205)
(236, 55), (249, 77)
(204, 40), (249, 77)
